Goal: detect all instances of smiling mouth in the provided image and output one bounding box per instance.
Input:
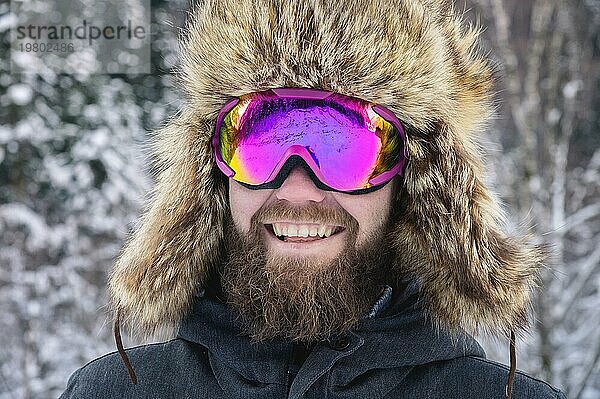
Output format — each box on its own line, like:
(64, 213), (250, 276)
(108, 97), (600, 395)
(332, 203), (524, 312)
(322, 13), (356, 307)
(264, 223), (345, 242)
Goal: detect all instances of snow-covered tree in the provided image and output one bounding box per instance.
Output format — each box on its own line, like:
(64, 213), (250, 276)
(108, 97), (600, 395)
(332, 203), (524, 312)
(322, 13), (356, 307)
(0, 1), (185, 397)
(465, 0), (600, 397)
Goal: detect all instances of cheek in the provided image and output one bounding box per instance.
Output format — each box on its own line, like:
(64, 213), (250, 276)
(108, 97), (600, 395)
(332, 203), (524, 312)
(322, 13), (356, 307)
(349, 200), (389, 233)
(229, 181), (272, 233)
(334, 186), (394, 238)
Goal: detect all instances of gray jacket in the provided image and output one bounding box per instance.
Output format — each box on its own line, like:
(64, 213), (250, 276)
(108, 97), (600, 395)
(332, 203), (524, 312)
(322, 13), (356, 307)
(60, 280), (566, 399)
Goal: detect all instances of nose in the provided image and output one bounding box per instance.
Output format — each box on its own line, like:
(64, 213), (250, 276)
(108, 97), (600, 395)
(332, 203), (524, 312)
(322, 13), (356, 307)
(275, 165), (326, 203)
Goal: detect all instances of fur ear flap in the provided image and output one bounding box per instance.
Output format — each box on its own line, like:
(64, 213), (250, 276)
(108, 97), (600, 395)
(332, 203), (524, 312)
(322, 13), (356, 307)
(391, 123), (547, 336)
(108, 110), (229, 338)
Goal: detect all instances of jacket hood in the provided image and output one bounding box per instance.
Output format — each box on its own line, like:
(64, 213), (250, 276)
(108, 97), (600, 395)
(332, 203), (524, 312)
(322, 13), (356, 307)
(109, 0), (546, 339)
(176, 278), (485, 398)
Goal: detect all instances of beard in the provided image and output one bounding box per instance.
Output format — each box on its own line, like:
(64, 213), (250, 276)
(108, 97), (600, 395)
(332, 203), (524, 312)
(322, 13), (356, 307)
(220, 200), (397, 343)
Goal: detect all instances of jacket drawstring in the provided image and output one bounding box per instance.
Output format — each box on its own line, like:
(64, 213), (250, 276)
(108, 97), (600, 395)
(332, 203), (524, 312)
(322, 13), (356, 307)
(114, 308), (138, 384)
(112, 310), (517, 393)
(505, 330), (516, 399)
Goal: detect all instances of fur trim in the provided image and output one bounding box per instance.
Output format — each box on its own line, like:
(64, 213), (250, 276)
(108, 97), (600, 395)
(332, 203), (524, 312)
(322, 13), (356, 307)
(109, 0), (547, 338)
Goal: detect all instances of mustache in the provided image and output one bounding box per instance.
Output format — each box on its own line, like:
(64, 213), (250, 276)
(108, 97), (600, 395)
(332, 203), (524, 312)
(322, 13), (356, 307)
(250, 200), (358, 230)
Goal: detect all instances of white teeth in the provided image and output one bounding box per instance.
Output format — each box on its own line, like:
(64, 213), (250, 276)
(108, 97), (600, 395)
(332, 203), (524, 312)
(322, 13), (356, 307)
(271, 223), (340, 238)
(288, 224), (298, 236)
(318, 225), (327, 237)
(298, 225), (309, 237)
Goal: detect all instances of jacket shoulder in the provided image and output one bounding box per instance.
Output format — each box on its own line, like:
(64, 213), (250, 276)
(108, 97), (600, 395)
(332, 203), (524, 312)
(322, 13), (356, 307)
(463, 356), (566, 398)
(59, 338), (211, 399)
(392, 355), (566, 399)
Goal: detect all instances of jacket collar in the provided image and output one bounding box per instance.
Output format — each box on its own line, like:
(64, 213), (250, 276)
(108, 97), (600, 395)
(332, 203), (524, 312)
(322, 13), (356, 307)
(177, 277), (485, 392)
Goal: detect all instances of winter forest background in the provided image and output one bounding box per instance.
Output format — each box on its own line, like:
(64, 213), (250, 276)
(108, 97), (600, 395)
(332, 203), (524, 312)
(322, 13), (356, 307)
(0, 0), (598, 397)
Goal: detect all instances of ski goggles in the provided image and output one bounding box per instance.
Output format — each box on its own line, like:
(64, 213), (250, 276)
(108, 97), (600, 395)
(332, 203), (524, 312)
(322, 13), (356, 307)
(212, 88), (408, 194)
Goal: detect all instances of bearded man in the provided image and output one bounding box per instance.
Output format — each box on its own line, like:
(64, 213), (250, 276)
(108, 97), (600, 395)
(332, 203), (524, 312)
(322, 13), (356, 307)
(61, 0), (565, 398)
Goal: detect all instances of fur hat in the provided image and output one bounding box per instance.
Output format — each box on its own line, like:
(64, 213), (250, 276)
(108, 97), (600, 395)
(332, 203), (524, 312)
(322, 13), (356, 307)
(109, 0), (547, 340)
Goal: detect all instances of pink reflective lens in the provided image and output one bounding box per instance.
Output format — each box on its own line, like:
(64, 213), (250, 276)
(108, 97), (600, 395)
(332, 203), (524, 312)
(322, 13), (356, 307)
(212, 88), (408, 193)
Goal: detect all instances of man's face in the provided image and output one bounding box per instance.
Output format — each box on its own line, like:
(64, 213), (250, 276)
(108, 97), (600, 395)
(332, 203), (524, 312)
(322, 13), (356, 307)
(222, 166), (398, 342)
